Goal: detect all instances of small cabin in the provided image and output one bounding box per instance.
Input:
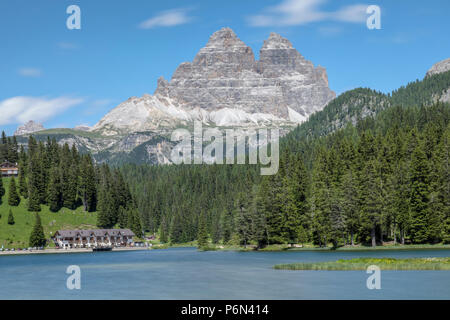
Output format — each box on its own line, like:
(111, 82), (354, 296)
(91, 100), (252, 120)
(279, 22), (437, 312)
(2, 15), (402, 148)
(0, 161), (19, 177)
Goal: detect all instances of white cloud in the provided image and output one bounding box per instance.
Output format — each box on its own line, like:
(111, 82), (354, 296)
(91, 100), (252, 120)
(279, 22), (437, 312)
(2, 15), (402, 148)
(248, 0), (368, 27)
(0, 96), (84, 126)
(18, 68), (42, 77)
(139, 8), (192, 29)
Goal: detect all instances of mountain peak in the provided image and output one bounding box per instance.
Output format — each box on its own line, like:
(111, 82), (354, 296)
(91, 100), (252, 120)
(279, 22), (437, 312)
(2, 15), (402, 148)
(14, 120), (44, 136)
(100, 28), (335, 135)
(204, 27), (247, 49)
(262, 32), (294, 50)
(426, 58), (450, 77)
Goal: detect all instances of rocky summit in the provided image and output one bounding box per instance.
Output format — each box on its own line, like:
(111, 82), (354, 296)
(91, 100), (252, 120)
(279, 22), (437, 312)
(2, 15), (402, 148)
(92, 28), (335, 135)
(14, 120), (45, 136)
(426, 58), (450, 77)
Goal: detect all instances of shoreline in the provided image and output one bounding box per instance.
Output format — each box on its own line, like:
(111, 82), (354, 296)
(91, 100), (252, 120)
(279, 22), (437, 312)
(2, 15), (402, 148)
(2, 243), (450, 256)
(0, 247), (149, 256)
(151, 243), (450, 252)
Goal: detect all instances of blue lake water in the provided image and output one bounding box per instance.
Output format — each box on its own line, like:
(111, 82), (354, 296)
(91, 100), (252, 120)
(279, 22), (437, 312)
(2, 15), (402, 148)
(0, 247), (449, 299)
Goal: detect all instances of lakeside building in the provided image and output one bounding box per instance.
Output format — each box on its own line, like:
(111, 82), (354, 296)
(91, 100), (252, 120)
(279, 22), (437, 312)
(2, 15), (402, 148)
(52, 229), (135, 249)
(0, 161), (19, 177)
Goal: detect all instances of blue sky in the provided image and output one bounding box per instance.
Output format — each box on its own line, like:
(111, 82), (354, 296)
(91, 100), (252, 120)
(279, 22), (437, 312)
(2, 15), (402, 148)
(0, 0), (449, 135)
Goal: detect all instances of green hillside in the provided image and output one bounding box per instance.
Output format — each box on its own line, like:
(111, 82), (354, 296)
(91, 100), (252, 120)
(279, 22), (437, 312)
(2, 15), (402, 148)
(0, 177), (97, 249)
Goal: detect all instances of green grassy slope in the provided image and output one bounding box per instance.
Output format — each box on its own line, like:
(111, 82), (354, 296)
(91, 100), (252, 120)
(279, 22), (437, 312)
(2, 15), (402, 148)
(0, 177), (97, 249)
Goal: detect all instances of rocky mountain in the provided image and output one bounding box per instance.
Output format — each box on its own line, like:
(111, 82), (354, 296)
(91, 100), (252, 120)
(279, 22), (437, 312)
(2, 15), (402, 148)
(426, 58), (450, 77)
(10, 29), (448, 166)
(92, 28), (335, 136)
(14, 120), (44, 136)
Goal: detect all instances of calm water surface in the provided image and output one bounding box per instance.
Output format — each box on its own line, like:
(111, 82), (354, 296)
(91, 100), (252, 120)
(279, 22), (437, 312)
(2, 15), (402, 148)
(0, 247), (449, 299)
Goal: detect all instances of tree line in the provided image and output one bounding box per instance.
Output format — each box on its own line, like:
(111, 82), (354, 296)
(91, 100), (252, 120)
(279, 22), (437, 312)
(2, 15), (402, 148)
(122, 102), (449, 248)
(0, 135), (143, 237)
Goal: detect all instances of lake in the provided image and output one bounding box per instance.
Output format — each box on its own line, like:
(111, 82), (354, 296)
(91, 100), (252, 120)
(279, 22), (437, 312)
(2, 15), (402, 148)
(0, 247), (449, 299)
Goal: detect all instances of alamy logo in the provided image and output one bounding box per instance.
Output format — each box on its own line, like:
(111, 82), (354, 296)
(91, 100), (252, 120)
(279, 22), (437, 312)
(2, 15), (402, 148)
(170, 121), (279, 175)
(366, 265), (381, 290)
(366, 5), (381, 30)
(66, 265), (81, 290)
(66, 5), (81, 30)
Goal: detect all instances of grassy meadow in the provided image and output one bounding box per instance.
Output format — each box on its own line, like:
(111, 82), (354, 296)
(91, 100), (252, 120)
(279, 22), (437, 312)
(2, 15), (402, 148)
(0, 177), (97, 249)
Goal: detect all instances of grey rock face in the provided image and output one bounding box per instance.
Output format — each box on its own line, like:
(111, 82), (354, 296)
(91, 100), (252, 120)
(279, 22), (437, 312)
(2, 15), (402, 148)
(14, 120), (44, 136)
(94, 28), (336, 135)
(426, 58), (450, 77)
(154, 28), (335, 121)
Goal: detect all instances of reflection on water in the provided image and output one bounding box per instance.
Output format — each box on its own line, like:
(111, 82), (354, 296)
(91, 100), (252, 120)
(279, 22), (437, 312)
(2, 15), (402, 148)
(0, 247), (449, 299)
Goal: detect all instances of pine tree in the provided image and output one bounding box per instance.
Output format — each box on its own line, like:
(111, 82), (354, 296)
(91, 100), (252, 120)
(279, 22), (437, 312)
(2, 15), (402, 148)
(235, 192), (252, 248)
(170, 212), (184, 244)
(8, 136), (19, 163)
(27, 154), (41, 212)
(18, 167), (28, 199)
(47, 167), (62, 212)
(311, 148), (332, 247)
(409, 142), (430, 243)
(8, 209), (15, 225)
(197, 212), (209, 248)
(8, 177), (20, 206)
(0, 131), (8, 161)
(264, 172), (285, 244)
(0, 176), (5, 200)
(359, 161), (382, 247)
(159, 216), (169, 243)
(221, 207), (233, 244)
(128, 209), (143, 238)
(251, 186), (268, 249)
(29, 213), (46, 247)
(297, 225), (308, 247)
(96, 183), (113, 228)
(62, 164), (78, 210)
(282, 154), (309, 246)
(80, 155), (97, 212)
(341, 171), (359, 245)
(118, 206), (128, 229)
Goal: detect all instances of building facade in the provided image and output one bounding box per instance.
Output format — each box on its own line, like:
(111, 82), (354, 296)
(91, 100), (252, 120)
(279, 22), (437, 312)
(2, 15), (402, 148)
(52, 229), (135, 249)
(0, 161), (19, 177)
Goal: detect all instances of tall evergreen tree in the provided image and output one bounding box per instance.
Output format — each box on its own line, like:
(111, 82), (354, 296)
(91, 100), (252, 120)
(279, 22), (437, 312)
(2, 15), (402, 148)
(128, 209), (143, 238)
(80, 155), (97, 212)
(47, 167), (62, 212)
(197, 211), (209, 248)
(359, 161), (382, 247)
(235, 193), (252, 248)
(29, 213), (46, 247)
(0, 176), (5, 201)
(8, 177), (20, 206)
(341, 171), (359, 245)
(18, 167), (28, 199)
(282, 154), (309, 246)
(27, 154), (41, 212)
(409, 142), (431, 243)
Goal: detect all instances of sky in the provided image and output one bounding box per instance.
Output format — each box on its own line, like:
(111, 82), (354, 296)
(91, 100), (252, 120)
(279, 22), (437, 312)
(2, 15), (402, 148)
(0, 0), (449, 135)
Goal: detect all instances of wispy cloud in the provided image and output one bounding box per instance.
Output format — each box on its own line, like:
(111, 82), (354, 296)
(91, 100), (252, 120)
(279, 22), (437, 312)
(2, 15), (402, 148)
(248, 0), (367, 27)
(139, 8), (193, 29)
(0, 96), (84, 126)
(58, 42), (78, 50)
(18, 68), (42, 78)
